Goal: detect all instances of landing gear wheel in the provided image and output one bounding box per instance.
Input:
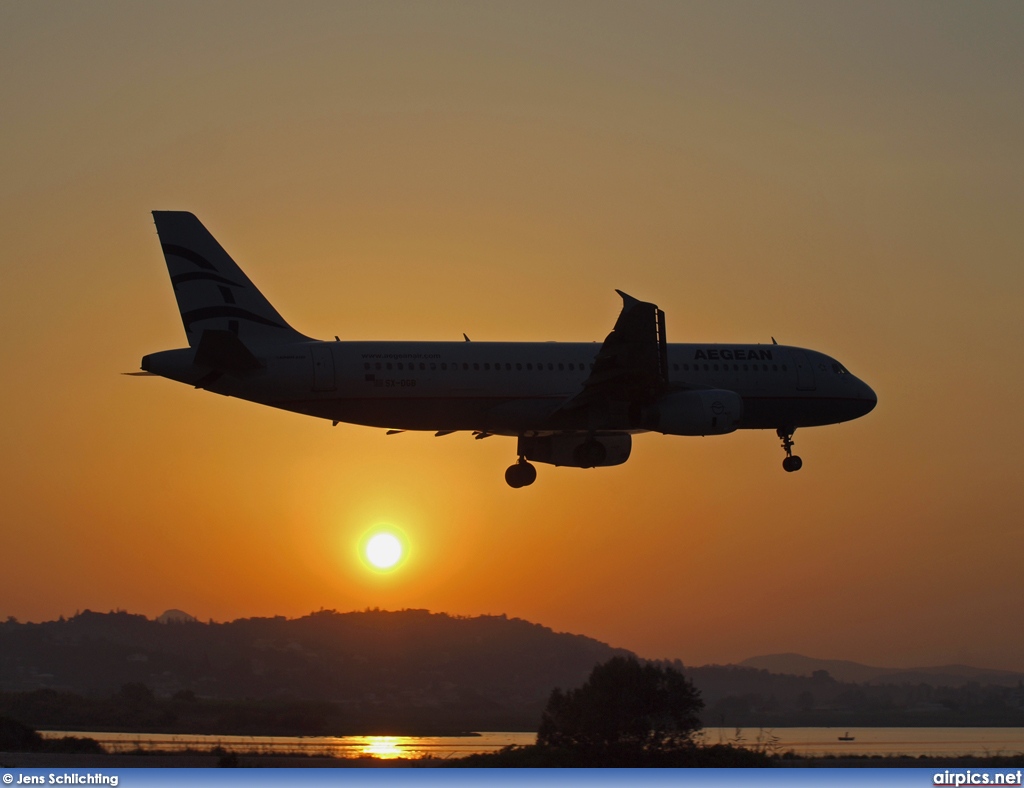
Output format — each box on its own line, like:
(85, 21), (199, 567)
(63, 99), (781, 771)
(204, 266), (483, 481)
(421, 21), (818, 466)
(505, 459), (537, 488)
(782, 455), (803, 473)
(504, 465), (524, 488)
(776, 427), (803, 473)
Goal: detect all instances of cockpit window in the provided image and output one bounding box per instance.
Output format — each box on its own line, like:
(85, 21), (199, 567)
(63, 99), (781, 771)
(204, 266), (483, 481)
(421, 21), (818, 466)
(831, 363), (849, 375)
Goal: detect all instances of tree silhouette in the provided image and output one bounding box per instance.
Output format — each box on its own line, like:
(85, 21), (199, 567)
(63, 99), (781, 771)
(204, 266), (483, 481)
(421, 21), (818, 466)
(116, 682), (155, 705)
(537, 656), (703, 753)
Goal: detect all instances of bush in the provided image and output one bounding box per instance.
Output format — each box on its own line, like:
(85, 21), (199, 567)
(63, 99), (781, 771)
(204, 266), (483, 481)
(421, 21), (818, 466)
(0, 716), (45, 751)
(537, 656), (703, 753)
(0, 716), (104, 753)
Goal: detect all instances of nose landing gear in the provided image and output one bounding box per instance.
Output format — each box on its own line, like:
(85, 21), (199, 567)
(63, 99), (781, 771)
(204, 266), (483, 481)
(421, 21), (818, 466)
(505, 458), (537, 488)
(777, 427), (803, 473)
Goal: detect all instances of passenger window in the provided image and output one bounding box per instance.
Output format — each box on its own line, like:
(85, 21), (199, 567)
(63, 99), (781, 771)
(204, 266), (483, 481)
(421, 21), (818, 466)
(743, 364), (748, 371)
(734, 364), (739, 371)
(420, 363), (426, 370)
(548, 363), (553, 371)
(673, 364), (679, 371)
(462, 363), (469, 371)
(773, 364), (778, 372)
(568, 363), (574, 371)
(713, 364), (719, 371)
(386, 363), (392, 370)
(441, 363), (447, 371)
(704, 364), (709, 371)
(397, 363), (403, 370)
(375, 362), (381, 370)
(516, 363), (522, 371)
(430, 363), (436, 371)
(527, 363), (532, 370)
(364, 363), (370, 370)
(763, 364), (768, 371)
(506, 363), (512, 371)
(782, 365), (787, 371)
(473, 363), (479, 371)
(558, 363), (564, 371)
(484, 363), (490, 371)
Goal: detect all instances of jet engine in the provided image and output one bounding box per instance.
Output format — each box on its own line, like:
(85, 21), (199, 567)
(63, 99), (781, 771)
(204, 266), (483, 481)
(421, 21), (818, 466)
(518, 434), (632, 468)
(644, 389), (743, 436)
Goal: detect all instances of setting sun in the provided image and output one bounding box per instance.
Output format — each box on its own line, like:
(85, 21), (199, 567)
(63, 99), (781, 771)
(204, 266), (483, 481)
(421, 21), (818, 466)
(359, 527), (409, 573)
(367, 533), (402, 569)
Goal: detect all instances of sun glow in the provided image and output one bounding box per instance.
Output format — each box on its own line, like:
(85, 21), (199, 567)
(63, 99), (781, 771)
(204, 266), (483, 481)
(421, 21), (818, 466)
(358, 526), (408, 572)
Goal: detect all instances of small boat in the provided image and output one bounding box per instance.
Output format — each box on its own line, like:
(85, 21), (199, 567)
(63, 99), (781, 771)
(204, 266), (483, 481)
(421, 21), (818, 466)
(838, 732), (855, 741)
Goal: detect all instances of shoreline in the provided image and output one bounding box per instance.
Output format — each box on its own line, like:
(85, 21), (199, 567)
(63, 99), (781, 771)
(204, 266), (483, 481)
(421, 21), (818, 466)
(4, 749), (1024, 769)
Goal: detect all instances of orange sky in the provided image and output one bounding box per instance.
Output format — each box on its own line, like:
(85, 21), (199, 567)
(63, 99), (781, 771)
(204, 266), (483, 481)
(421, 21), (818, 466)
(2, 2), (1023, 672)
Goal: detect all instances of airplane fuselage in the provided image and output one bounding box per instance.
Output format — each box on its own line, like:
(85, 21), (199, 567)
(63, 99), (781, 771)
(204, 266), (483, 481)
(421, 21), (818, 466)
(144, 339), (875, 435)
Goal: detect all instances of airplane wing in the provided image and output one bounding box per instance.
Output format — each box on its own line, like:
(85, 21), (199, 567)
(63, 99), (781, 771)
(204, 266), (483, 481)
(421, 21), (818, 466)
(559, 290), (670, 414)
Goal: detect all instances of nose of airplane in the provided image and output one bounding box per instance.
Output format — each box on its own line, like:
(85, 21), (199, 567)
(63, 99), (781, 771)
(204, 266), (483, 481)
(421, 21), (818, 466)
(858, 379), (877, 416)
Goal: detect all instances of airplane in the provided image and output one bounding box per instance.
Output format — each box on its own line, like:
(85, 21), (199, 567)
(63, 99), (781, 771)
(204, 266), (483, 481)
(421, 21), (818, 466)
(137, 211), (877, 488)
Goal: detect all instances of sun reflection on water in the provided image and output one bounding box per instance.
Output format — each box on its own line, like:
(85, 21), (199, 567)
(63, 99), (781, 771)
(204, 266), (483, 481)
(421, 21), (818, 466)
(358, 736), (413, 759)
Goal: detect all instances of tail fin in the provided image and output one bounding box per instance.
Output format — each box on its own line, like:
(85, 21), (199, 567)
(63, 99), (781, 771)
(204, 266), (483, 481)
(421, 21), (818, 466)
(152, 211), (309, 347)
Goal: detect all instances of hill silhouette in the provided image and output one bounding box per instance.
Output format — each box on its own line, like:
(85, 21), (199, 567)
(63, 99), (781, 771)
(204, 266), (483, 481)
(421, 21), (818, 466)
(0, 608), (632, 731)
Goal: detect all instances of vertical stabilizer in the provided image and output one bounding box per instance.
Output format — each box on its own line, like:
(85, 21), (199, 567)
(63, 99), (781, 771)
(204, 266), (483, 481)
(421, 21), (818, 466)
(152, 211), (308, 347)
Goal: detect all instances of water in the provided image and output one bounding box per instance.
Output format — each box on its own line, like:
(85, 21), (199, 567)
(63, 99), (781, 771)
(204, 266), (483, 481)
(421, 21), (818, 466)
(39, 731), (536, 760)
(700, 727), (1024, 758)
(40, 728), (1024, 759)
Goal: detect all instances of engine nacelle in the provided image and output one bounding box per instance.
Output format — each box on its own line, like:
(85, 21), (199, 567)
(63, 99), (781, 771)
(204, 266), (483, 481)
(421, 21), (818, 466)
(645, 389), (743, 436)
(518, 434), (632, 468)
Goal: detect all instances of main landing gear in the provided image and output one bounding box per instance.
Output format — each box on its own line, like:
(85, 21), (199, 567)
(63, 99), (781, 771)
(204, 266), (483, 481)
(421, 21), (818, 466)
(505, 457), (537, 488)
(777, 427), (803, 473)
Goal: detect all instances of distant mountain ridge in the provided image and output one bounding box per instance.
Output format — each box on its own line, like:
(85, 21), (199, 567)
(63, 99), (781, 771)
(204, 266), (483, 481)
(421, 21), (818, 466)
(155, 609), (197, 624)
(740, 653), (1024, 688)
